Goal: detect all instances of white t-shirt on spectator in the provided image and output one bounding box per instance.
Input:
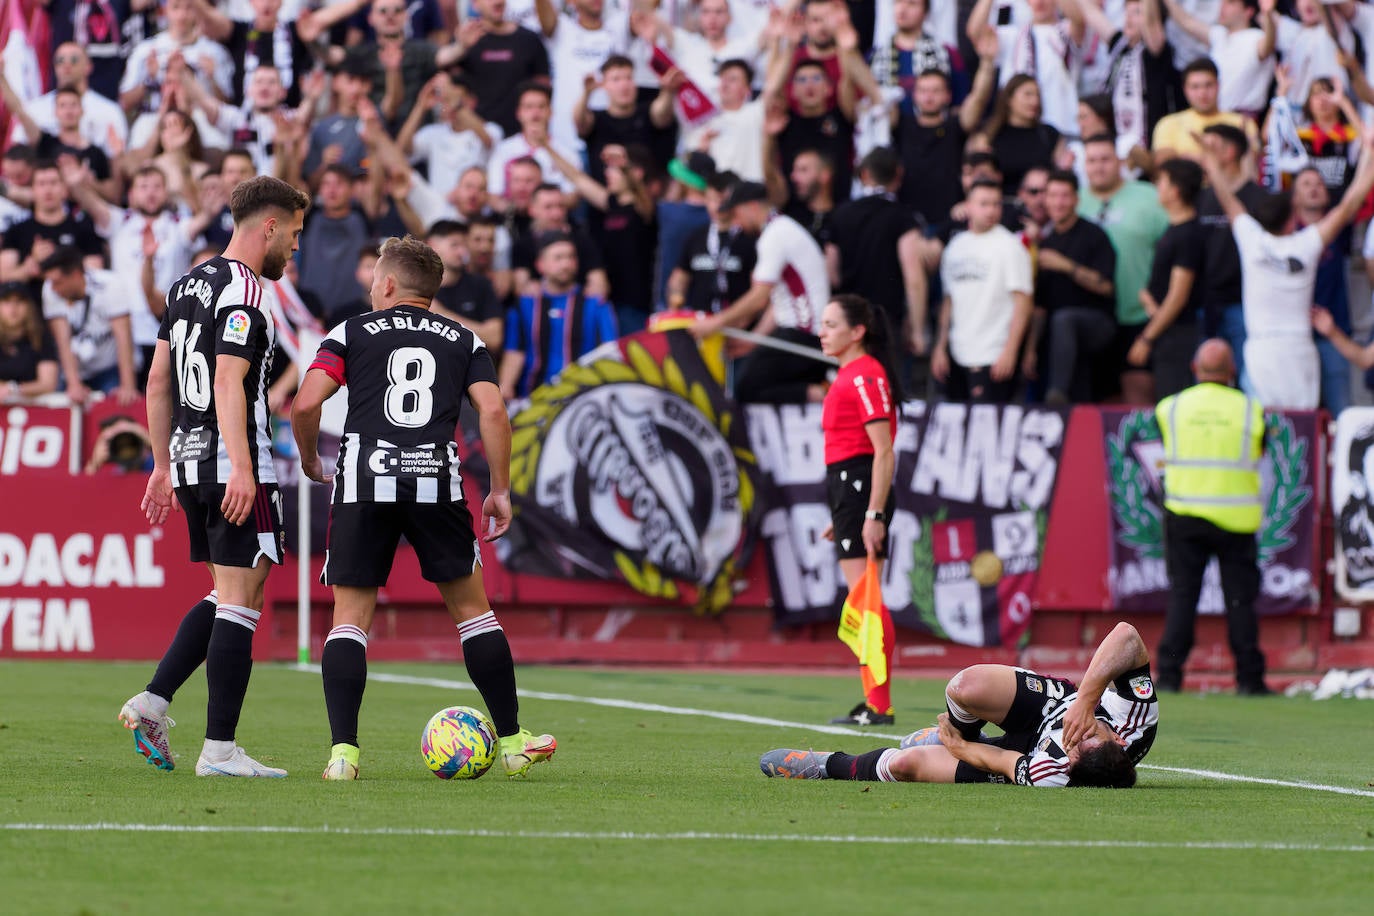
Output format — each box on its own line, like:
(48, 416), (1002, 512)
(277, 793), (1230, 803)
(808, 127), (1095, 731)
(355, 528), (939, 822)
(544, 16), (626, 150)
(672, 29), (763, 100)
(1166, 0), (1221, 69)
(485, 133), (580, 197)
(211, 106), (280, 172)
(752, 212), (830, 332)
(411, 120), (503, 195)
(120, 34), (235, 109)
(1274, 16), (1350, 105)
(42, 268), (135, 378)
(995, 20), (1081, 137)
(10, 90), (130, 158)
(727, 0), (773, 43)
(1208, 25), (1274, 113)
(686, 98), (765, 181)
(1233, 213), (1322, 408)
(97, 207), (196, 348)
(940, 224), (1034, 368)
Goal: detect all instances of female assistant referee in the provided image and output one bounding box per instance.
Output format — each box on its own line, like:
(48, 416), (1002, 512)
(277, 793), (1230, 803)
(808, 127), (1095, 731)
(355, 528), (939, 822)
(818, 294), (902, 727)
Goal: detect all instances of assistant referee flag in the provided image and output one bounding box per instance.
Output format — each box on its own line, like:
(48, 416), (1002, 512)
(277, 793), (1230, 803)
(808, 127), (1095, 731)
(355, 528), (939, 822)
(837, 559), (893, 709)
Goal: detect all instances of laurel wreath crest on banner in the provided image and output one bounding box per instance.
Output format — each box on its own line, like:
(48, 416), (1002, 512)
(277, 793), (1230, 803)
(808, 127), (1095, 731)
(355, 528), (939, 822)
(1259, 415), (1308, 564)
(1106, 410), (1163, 560)
(508, 335), (757, 615)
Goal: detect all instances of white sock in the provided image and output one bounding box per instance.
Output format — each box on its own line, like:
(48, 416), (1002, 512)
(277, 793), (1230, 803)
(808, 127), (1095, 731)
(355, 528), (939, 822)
(457, 610), (502, 643)
(325, 624), (368, 647)
(945, 694), (979, 725)
(201, 738), (235, 760)
(875, 748), (900, 782)
(145, 692), (170, 717)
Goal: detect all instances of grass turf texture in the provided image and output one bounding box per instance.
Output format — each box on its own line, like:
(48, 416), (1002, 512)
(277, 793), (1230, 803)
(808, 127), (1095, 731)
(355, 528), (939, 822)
(2, 660), (1372, 915)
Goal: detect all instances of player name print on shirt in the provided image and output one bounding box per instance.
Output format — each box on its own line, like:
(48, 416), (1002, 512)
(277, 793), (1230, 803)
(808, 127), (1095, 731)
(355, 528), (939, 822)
(361, 313), (462, 342)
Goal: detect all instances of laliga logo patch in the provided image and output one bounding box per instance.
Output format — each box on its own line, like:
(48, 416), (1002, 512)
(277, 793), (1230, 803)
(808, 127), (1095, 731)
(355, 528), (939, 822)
(223, 310), (251, 345)
(1129, 674), (1154, 700)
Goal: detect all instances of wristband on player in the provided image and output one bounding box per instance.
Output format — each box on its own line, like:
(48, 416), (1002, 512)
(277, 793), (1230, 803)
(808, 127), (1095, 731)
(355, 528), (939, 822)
(864, 510), (885, 522)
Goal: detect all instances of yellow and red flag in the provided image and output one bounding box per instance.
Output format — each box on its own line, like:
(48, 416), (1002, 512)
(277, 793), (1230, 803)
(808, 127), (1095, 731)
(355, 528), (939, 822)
(837, 559), (893, 708)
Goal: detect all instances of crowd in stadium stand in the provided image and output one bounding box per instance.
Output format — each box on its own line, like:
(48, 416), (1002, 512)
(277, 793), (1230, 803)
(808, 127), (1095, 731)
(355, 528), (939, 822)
(4, 0), (1374, 416)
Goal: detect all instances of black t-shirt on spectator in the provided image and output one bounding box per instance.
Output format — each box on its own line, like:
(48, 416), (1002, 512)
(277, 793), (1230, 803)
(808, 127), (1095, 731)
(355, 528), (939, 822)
(990, 123), (1061, 198)
(511, 225), (604, 284)
(828, 193), (920, 322)
(783, 200), (834, 247)
(597, 199), (658, 313)
(778, 108), (855, 204)
(0, 329), (58, 383)
(676, 223), (757, 314)
(434, 271), (502, 326)
(1035, 217), (1117, 317)
(35, 134), (112, 180)
(1197, 181), (1271, 320)
(463, 28), (552, 137)
(46, 0), (154, 101)
(583, 107), (677, 184)
(894, 109), (965, 228)
(1146, 218), (1207, 318)
(2, 211), (105, 301)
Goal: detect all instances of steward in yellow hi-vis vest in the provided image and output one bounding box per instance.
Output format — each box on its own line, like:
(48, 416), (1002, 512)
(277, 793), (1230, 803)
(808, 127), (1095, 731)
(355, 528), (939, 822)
(1154, 340), (1272, 697)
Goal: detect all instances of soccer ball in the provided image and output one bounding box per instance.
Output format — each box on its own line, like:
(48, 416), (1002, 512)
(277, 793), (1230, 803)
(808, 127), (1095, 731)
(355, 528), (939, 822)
(421, 706), (497, 779)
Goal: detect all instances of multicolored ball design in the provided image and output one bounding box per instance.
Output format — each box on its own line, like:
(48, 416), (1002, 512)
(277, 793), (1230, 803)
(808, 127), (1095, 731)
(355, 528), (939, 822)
(421, 706), (497, 779)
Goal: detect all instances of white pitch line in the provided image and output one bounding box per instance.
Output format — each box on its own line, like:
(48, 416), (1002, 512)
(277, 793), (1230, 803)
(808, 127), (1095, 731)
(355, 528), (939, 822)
(3, 822), (1373, 853)
(287, 665), (1374, 799)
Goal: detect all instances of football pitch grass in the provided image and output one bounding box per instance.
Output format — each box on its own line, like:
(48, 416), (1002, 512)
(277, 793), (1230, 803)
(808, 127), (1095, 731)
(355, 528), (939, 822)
(2, 660), (1372, 915)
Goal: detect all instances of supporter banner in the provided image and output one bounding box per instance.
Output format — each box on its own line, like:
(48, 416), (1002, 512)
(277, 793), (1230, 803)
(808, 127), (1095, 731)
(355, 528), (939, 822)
(751, 401), (1068, 648)
(0, 474), (205, 658)
(1103, 408), (1318, 614)
(0, 404), (78, 477)
(1331, 407), (1374, 599)
(502, 330), (761, 614)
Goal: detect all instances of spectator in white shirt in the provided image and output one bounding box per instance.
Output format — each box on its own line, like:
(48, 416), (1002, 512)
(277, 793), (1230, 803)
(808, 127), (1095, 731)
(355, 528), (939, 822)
(932, 178), (1034, 403)
(684, 59), (765, 181)
(1274, 0), (1352, 105)
(487, 82), (582, 206)
(534, 0), (629, 150)
(398, 73), (502, 197)
(40, 247), (140, 406)
(1162, 0), (1276, 119)
(8, 43), (129, 160)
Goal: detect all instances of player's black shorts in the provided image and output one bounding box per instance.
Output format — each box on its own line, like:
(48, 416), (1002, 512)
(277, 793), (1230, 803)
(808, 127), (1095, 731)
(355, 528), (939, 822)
(825, 455), (897, 560)
(322, 500), (479, 588)
(952, 668), (1077, 784)
(176, 483), (285, 568)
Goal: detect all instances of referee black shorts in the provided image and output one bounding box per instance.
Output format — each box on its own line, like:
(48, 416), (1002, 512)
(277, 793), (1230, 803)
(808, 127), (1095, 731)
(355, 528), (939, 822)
(951, 668), (1079, 784)
(825, 455), (897, 561)
(176, 483), (285, 569)
(322, 500), (480, 588)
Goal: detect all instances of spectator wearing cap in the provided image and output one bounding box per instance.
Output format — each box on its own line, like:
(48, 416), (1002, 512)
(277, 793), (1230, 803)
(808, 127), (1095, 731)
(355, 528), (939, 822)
(684, 59), (766, 182)
(297, 163), (375, 324)
(666, 171), (759, 317)
(302, 57), (374, 186)
(655, 151), (715, 309)
(39, 246), (140, 406)
(499, 232), (618, 400)
(690, 180), (832, 405)
(0, 282), (59, 400)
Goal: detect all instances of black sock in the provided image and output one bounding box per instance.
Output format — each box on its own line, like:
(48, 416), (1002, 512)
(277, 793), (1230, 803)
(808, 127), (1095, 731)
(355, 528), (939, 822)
(147, 595), (217, 701)
(947, 702), (986, 741)
(205, 612), (256, 742)
(461, 629), (519, 737)
(824, 749), (887, 781)
(321, 634), (368, 747)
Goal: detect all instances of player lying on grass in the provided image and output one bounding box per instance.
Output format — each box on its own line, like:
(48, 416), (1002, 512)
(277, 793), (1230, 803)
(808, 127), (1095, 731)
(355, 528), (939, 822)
(761, 622), (1158, 787)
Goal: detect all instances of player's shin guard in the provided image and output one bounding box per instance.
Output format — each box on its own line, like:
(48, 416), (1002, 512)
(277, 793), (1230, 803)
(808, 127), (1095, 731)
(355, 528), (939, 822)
(147, 591), (218, 703)
(458, 611), (519, 736)
(945, 694), (986, 742)
(824, 748), (890, 781)
(204, 606), (260, 742)
(322, 625), (369, 747)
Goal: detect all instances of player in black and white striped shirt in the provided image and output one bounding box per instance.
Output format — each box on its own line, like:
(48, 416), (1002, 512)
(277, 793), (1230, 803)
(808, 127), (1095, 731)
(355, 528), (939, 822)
(761, 622), (1158, 788)
(293, 236), (556, 781)
(120, 176), (310, 779)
